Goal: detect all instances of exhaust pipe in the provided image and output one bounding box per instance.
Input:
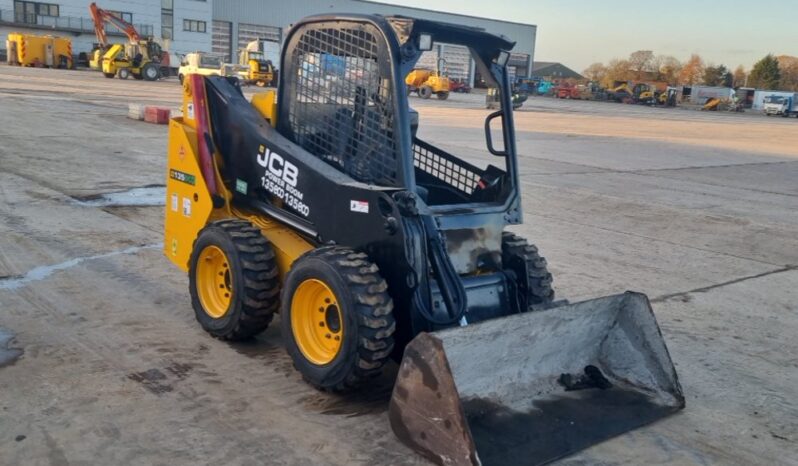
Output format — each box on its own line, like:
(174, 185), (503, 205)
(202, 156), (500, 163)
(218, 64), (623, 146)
(389, 292), (684, 466)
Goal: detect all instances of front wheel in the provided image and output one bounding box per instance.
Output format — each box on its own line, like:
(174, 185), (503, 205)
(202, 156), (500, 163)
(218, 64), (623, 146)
(502, 232), (554, 310)
(281, 247), (395, 392)
(117, 68), (130, 79)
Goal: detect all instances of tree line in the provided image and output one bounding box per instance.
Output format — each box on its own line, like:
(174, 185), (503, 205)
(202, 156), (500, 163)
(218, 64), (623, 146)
(582, 51), (798, 91)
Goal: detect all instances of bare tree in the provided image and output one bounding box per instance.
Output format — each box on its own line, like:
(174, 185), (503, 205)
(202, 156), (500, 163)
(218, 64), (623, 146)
(678, 54), (705, 85)
(732, 65), (747, 88)
(654, 55), (682, 84)
(777, 55), (798, 91)
(628, 50), (655, 73)
(583, 62), (608, 82)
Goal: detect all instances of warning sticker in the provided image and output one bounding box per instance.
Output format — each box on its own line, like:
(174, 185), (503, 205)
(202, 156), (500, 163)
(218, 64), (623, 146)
(182, 197), (192, 217)
(350, 200), (369, 213)
(171, 193), (178, 212)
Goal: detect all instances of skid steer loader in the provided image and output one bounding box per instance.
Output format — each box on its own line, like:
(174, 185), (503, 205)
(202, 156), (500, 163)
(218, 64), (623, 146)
(164, 14), (684, 465)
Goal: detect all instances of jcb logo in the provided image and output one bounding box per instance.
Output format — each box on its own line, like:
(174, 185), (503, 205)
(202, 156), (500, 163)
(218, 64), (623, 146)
(257, 145), (298, 187)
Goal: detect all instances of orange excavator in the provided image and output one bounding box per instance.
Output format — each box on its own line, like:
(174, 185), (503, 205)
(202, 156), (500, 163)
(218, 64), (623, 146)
(88, 2), (169, 80)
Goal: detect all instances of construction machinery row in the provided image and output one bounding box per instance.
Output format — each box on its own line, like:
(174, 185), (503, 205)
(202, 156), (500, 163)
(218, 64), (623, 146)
(166, 13), (684, 466)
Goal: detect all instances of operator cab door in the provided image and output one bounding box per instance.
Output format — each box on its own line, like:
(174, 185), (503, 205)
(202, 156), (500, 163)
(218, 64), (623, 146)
(277, 20), (407, 189)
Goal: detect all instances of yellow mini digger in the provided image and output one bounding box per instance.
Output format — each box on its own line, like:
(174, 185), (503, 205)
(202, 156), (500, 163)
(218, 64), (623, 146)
(164, 14), (684, 465)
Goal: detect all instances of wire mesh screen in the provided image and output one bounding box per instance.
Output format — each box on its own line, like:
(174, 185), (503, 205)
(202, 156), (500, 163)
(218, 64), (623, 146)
(283, 24), (400, 186)
(413, 139), (482, 195)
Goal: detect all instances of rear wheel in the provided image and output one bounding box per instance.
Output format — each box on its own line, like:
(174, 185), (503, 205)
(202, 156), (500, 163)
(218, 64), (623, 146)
(189, 220), (279, 340)
(419, 85), (433, 99)
(436, 91), (449, 100)
(281, 247), (395, 392)
(502, 232), (554, 310)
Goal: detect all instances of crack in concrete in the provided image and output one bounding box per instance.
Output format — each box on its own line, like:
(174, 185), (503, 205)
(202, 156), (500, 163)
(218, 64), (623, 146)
(652, 266), (798, 303)
(0, 243), (162, 291)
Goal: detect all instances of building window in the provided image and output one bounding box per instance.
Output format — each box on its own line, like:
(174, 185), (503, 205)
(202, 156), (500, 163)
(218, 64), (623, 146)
(108, 11), (133, 23)
(183, 19), (206, 33)
(13, 1), (58, 24)
(161, 0), (173, 41)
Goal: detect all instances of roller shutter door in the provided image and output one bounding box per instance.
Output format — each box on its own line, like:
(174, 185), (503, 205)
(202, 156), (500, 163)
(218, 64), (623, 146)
(212, 20), (232, 62)
(509, 52), (530, 78)
(238, 23), (281, 47)
(414, 44), (473, 82)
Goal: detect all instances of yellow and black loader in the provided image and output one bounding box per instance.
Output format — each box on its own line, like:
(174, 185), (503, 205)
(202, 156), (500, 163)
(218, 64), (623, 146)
(164, 14), (684, 465)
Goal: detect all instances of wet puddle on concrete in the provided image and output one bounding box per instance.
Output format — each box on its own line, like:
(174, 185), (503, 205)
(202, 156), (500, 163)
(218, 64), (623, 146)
(73, 186), (165, 207)
(0, 244), (161, 291)
(0, 328), (23, 368)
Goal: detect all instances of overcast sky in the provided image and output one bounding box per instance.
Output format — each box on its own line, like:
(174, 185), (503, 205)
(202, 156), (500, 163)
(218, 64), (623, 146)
(374, 0), (795, 72)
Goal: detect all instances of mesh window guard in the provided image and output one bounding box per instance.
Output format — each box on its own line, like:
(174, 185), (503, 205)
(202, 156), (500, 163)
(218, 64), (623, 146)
(285, 24), (400, 186)
(412, 139), (483, 195)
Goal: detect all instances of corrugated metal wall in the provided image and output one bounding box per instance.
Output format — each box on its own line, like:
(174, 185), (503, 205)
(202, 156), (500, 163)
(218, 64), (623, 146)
(211, 0), (535, 79)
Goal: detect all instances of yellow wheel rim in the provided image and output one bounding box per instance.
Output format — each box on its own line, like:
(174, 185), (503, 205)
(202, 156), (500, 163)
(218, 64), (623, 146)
(291, 279), (343, 365)
(196, 245), (232, 319)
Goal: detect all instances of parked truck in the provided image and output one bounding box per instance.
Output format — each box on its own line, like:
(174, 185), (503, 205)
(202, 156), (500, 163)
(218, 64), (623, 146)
(763, 94), (798, 118)
(5, 33), (73, 68)
(178, 52), (239, 84)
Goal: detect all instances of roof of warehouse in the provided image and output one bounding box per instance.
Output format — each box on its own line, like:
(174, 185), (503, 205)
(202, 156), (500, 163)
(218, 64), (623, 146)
(352, 0), (537, 28)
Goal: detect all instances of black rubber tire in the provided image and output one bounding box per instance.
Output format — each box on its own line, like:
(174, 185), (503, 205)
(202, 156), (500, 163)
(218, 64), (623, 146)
(419, 85), (433, 99)
(103, 72), (115, 79)
(281, 247), (395, 392)
(502, 232), (555, 309)
(142, 63), (160, 81)
(189, 219), (279, 341)
(437, 92), (449, 100)
(117, 68), (130, 80)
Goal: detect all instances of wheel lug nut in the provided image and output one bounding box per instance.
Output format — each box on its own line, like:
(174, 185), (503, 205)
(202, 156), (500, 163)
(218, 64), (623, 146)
(324, 298), (331, 304)
(219, 284), (224, 288)
(319, 322), (324, 327)
(325, 334), (331, 339)
(319, 307), (324, 312)
(334, 336), (340, 341)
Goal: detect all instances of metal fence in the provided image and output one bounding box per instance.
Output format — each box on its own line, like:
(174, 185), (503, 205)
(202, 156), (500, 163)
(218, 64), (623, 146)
(0, 10), (153, 38)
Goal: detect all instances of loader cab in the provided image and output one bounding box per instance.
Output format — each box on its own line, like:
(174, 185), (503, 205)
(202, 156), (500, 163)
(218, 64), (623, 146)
(277, 15), (521, 223)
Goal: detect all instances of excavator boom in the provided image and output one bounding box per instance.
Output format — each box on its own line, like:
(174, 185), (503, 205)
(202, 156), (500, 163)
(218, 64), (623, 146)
(89, 2), (142, 46)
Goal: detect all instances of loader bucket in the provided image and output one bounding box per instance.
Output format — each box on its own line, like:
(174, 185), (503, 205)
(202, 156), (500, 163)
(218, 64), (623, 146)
(389, 292), (684, 466)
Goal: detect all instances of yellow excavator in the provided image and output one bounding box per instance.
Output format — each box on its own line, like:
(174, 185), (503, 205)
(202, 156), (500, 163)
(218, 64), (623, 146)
(89, 2), (166, 80)
(165, 14), (684, 465)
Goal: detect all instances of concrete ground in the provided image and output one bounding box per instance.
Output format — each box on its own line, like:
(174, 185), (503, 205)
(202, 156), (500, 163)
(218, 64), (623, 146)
(0, 65), (796, 466)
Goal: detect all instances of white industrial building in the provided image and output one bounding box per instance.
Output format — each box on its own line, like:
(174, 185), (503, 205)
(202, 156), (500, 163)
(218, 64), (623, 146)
(1, 0), (536, 84)
(0, 0), (212, 56)
(211, 0), (537, 85)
